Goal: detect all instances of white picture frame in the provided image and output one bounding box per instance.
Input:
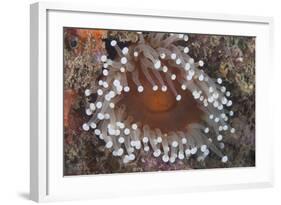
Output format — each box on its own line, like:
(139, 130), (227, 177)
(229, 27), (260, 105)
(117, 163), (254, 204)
(30, 1), (274, 202)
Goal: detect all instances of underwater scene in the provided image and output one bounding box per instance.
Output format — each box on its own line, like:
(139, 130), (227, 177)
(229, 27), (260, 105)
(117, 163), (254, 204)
(63, 28), (255, 175)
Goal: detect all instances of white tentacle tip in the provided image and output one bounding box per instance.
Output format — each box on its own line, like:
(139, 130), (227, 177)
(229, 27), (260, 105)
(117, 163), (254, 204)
(157, 137), (162, 143)
(227, 100), (233, 107)
(204, 127), (209, 133)
(189, 58), (195, 64)
(122, 47), (129, 55)
(109, 102), (115, 109)
(222, 156), (228, 163)
(102, 69), (109, 76)
(153, 149), (161, 157)
(191, 147), (198, 155)
(198, 74), (204, 81)
(178, 152), (185, 160)
(184, 63), (191, 71)
(84, 89), (91, 96)
(181, 84), (187, 90)
(176, 58), (181, 65)
(117, 148), (124, 156)
(176, 95), (182, 101)
(172, 141), (179, 147)
(131, 123), (138, 130)
(181, 138), (187, 144)
(100, 55), (107, 62)
(85, 108), (92, 116)
(171, 74), (176, 80)
(162, 65), (168, 73)
(82, 123), (90, 131)
(94, 129), (101, 136)
(129, 154), (135, 160)
(160, 53), (166, 59)
(137, 85), (144, 93)
(90, 122), (97, 129)
(110, 40), (117, 46)
(124, 128), (130, 135)
(89, 103), (96, 111)
(144, 146), (150, 152)
(185, 149), (191, 156)
(97, 89), (103, 96)
(120, 67), (126, 72)
(118, 137), (125, 144)
(161, 85), (167, 92)
(96, 101), (103, 109)
(200, 145), (207, 152)
(162, 155), (169, 163)
(198, 60), (204, 67)
(171, 53), (177, 60)
(124, 86), (130, 92)
(120, 57), (127, 64)
(154, 60), (161, 69)
(152, 85), (158, 91)
(169, 157), (176, 163)
(142, 137), (149, 143)
(184, 47), (189, 53)
(226, 91), (231, 97)
(217, 135), (223, 141)
(105, 141), (113, 148)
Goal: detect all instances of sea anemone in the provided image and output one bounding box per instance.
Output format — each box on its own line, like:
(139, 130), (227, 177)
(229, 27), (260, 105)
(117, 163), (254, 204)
(82, 32), (235, 164)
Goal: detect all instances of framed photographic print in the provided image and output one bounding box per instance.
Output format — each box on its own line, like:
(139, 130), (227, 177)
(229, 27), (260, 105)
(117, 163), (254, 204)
(30, 2), (274, 202)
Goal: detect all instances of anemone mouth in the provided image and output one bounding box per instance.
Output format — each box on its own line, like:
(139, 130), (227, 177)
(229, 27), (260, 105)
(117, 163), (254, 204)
(118, 68), (204, 133)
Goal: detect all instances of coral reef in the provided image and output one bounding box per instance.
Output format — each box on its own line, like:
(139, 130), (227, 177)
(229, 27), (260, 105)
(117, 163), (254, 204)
(63, 28), (255, 175)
